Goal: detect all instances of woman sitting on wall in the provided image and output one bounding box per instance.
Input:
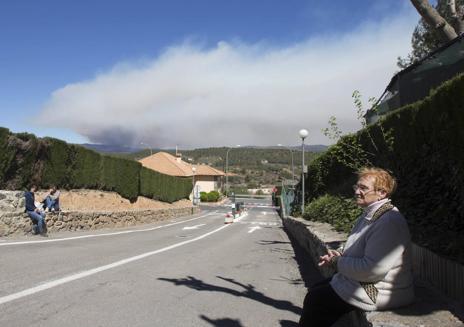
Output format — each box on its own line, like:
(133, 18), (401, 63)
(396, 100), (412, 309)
(43, 185), (60, 212)
(299, 167), (414, 327)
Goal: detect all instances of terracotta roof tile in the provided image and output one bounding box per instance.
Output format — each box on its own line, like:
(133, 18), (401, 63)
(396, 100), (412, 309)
(139, 152), (225, 177)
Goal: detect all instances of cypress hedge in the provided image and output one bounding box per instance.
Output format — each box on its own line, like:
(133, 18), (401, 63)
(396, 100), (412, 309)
(100, 155), (140, 201)
(301, 73), (464, 263)
(0, 130), (193, 203)
(140, 166), (192, 203)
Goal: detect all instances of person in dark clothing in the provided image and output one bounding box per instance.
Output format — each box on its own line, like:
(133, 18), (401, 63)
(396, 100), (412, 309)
(25, 185), (47, 235)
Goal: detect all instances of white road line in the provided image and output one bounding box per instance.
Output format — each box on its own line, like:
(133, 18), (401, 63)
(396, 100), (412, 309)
(248, 226), (261, 233)
(0, 212), (216, 247)
(182, 224), (206, 230)
(0, 223), (231, 306)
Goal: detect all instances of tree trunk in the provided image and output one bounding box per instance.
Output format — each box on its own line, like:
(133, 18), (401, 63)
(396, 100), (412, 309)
(452, 1), (464, 34)
(410, 0), (458, 41)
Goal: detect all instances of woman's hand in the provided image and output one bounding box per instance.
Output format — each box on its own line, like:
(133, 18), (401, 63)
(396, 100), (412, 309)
(318, 249), (341, 267)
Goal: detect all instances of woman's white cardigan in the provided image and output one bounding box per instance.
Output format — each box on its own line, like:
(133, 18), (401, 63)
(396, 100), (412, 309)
(330, 198), (415, 311)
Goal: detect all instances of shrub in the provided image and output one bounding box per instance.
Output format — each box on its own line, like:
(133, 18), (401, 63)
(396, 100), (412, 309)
(303, 195), (362, 234)
(200, 192), (208, 202)
(207, 190), (220, 202)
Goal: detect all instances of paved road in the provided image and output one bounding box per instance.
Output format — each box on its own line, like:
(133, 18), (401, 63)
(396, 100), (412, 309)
(0, 198), (306, 326)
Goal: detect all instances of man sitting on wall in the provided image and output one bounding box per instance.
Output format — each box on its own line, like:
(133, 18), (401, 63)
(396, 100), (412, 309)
(44, 186), (60, 212)
(25, 184), (47, 236)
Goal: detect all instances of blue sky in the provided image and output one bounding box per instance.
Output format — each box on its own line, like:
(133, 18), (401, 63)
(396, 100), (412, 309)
(0, 1), (420, 147)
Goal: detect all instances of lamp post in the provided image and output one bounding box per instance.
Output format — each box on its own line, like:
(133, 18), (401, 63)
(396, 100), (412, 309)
(277, 144), (295, 185)
(140, 142), (152, 156)
(192, 166), (196, 205)
(225, 145), (240, 196)
(299, 129), (309, 215)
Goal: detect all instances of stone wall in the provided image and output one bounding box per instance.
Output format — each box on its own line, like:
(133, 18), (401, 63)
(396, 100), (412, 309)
(0, 191), (199, 237)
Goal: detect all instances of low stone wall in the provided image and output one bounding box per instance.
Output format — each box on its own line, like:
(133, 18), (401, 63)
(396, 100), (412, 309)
(0, 191), (199, 237)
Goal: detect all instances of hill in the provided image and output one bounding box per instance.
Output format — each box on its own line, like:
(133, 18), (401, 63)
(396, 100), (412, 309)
(90, 145), (328, 189)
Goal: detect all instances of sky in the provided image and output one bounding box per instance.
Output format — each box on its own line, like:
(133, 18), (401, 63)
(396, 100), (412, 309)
(0, 0), (421, 148)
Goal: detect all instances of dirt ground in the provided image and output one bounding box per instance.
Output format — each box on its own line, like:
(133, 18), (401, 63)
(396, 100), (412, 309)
(36, 189), (193, 212)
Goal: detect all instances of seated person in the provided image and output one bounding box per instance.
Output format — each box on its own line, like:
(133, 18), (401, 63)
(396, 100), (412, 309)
(44, 186), (60, 212)
(24, 184), (47, 235)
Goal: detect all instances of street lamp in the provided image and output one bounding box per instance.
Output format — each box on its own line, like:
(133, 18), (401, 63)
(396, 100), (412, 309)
(277, 144), (295, 185)
(299, 129), (309, 214)
(140, 142), (152, 156)
(192, 166), (197, 204)
(225, 145), (240, 196)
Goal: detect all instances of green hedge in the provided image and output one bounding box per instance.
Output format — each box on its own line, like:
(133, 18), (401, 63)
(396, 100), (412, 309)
(0, 131), (43, 189)
(101, 156), (140, 201)
(300, 73), (464, 263)
(0, 129), (192, 203)
(41, 137), (73, 187)
(0, 127), (15, 188)
(69, 145), (102, 189)
(140, 166), (192, 203)
(303, 195), (362, 234)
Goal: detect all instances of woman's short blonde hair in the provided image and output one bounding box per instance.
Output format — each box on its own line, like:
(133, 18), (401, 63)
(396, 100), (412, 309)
(357, 167), (397, 197)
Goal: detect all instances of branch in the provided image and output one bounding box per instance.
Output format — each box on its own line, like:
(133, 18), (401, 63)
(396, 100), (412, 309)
(410, 0), (458, 41)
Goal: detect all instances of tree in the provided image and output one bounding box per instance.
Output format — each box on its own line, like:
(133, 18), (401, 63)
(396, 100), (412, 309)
(398, 0), (463, 68)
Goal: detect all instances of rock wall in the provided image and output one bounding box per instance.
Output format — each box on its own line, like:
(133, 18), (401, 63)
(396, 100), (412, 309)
(0, 191), (199, 237)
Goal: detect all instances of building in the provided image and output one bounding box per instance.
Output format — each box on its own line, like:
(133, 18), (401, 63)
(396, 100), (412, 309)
(138, 152), (225, 195)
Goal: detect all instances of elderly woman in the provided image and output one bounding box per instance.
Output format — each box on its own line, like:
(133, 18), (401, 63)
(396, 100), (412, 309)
(299, 167), (414, 327)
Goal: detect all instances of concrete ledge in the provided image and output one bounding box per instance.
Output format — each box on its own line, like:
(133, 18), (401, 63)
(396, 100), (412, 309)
(282, 215), (464, 327)
(0, 207), (200, 237)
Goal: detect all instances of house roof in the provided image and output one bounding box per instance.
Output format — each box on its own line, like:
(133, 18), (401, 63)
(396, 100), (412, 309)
(139, 152), (225, 177)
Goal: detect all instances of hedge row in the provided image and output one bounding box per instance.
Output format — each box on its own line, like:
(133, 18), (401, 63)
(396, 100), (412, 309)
(303, 195), (362, 234)
(0, 131), (192, 203)
(140, 167), (192, 203)
(298, 73), (464, 263)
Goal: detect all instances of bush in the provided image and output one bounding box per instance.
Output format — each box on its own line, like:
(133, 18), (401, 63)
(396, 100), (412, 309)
(207, 190), (220, 202)
(200, 192), (208, 202)
(303, 195), (362, 234)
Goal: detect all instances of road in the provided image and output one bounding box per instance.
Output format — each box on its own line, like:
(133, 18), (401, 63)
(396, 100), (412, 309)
(0, 197), (307, 326)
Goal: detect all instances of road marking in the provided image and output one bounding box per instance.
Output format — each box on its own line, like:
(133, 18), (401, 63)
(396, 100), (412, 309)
(248, 226), (262, 233)
(0, 213), (215, 247)
(182, 224), (206, 230)
(0, 223), (231, 306)
(239, 221), (278, 226)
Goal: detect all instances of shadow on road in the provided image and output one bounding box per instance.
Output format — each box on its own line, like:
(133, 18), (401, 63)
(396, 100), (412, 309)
(158, 275), (302, 316)
(200, 315), (243, 327)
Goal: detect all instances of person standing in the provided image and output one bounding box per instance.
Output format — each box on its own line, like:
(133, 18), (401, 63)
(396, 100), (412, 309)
(25, 185), (47, 236)
(299, 167), (414, 326)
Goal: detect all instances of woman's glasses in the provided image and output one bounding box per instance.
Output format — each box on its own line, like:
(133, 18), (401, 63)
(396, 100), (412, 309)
(352, 184), (372, 193)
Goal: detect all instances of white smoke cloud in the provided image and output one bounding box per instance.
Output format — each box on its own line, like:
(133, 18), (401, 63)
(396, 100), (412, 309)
(38, 10), (417, 148)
